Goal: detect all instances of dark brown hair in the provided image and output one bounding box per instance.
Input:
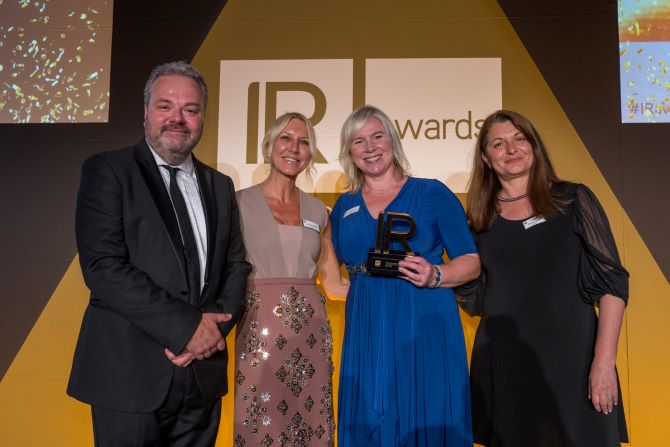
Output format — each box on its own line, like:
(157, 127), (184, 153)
(467, 110), (568, 232)
(144, 61), (208, 109)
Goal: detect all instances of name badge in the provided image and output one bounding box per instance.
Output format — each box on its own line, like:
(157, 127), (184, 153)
(522, 216), (546, 230)
(302, 219), (320, 232)
(343, 205), (360, 218)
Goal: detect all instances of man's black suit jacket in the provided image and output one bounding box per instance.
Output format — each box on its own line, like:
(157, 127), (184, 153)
(67, 139), (251, 412)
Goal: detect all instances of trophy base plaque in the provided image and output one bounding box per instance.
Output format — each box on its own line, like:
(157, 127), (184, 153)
(367, 249), (409, 276)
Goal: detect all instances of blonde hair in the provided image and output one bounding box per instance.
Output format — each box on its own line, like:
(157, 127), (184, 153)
(338, 105), (411, 191)
(262, 112), (317, 180)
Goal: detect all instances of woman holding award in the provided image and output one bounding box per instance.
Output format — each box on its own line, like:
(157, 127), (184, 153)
(330, 105), (480, 446)
(234, 112), (348, 446)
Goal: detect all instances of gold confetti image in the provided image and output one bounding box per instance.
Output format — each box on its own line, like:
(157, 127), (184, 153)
(619, 0), (670, 122)
(619, 0), (670, 41)
(0, 0), (113, 123)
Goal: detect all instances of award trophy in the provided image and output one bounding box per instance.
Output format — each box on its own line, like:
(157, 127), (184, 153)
(367, 212), (417, 276)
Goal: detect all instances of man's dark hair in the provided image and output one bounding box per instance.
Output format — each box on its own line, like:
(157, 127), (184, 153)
(143, 61), (208, 109)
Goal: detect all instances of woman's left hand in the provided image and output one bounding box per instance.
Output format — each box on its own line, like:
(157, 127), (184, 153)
(398, 255), (435, 288)
(588, 356), (619, 415)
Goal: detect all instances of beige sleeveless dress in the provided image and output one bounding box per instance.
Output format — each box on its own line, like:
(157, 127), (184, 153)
(234, 185), (335, 447)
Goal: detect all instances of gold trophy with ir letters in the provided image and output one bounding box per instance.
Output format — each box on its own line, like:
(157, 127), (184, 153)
(367, 212), (417, 276)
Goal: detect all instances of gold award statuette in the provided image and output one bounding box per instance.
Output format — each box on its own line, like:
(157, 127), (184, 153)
(367, 212), (417, 276)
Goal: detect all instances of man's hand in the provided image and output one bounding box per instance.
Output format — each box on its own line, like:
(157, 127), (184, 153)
(184, 313), (231, 360)
(164, 348), (194, 367)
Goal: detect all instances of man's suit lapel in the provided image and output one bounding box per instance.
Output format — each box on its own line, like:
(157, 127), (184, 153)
(133, 140), (188, 281)
(193, 157), (218, 299)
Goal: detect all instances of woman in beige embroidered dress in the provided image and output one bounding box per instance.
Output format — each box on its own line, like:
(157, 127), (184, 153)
(233, 112), (348, 447)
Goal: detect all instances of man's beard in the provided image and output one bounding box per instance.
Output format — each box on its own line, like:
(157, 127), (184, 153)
(148, 123), (201, 159)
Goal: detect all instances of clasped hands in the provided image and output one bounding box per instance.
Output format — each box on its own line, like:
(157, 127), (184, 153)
(164, 312), (232, 368)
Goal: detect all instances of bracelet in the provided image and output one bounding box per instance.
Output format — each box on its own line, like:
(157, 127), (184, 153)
(430, 264), (442, 288)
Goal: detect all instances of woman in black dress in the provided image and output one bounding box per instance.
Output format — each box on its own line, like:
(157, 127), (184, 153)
(463, 110), (629, 446)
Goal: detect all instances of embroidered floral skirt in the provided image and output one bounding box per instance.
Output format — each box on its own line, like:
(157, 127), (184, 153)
(234, 277), (335, 447)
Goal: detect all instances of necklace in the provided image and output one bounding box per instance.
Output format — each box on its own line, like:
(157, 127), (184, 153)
(497, 193), (528, 202)
(364, 176), (406, 195)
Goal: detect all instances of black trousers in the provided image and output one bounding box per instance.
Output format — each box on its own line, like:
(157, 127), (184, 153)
(92, 367), (221, 447)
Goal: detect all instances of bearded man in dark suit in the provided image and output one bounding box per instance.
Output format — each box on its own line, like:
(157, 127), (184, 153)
(67, 61), (251, 447)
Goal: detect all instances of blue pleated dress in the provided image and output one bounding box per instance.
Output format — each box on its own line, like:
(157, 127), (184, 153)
(331, 177), (476, 447)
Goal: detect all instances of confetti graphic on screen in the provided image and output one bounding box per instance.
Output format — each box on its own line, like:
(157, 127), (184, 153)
(0, 0), (113, 123)
(619, 0), (670, 123)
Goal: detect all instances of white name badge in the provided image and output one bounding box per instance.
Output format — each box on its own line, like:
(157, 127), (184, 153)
(343, 205), (360, 218)
(302, 219), (321, 232)
(522, 216), (546, 230)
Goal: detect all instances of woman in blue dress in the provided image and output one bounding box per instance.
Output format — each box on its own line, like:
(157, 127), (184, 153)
(331, 105), (481, 446)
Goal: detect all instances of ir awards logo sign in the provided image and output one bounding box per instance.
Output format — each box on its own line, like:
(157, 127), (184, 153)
(218, 58), (501, 193)
(366, 58), (501, 192)
(218, 59), (353, 192)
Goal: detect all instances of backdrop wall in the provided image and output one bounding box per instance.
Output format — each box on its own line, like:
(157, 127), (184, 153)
(1, 1), (668, 446)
